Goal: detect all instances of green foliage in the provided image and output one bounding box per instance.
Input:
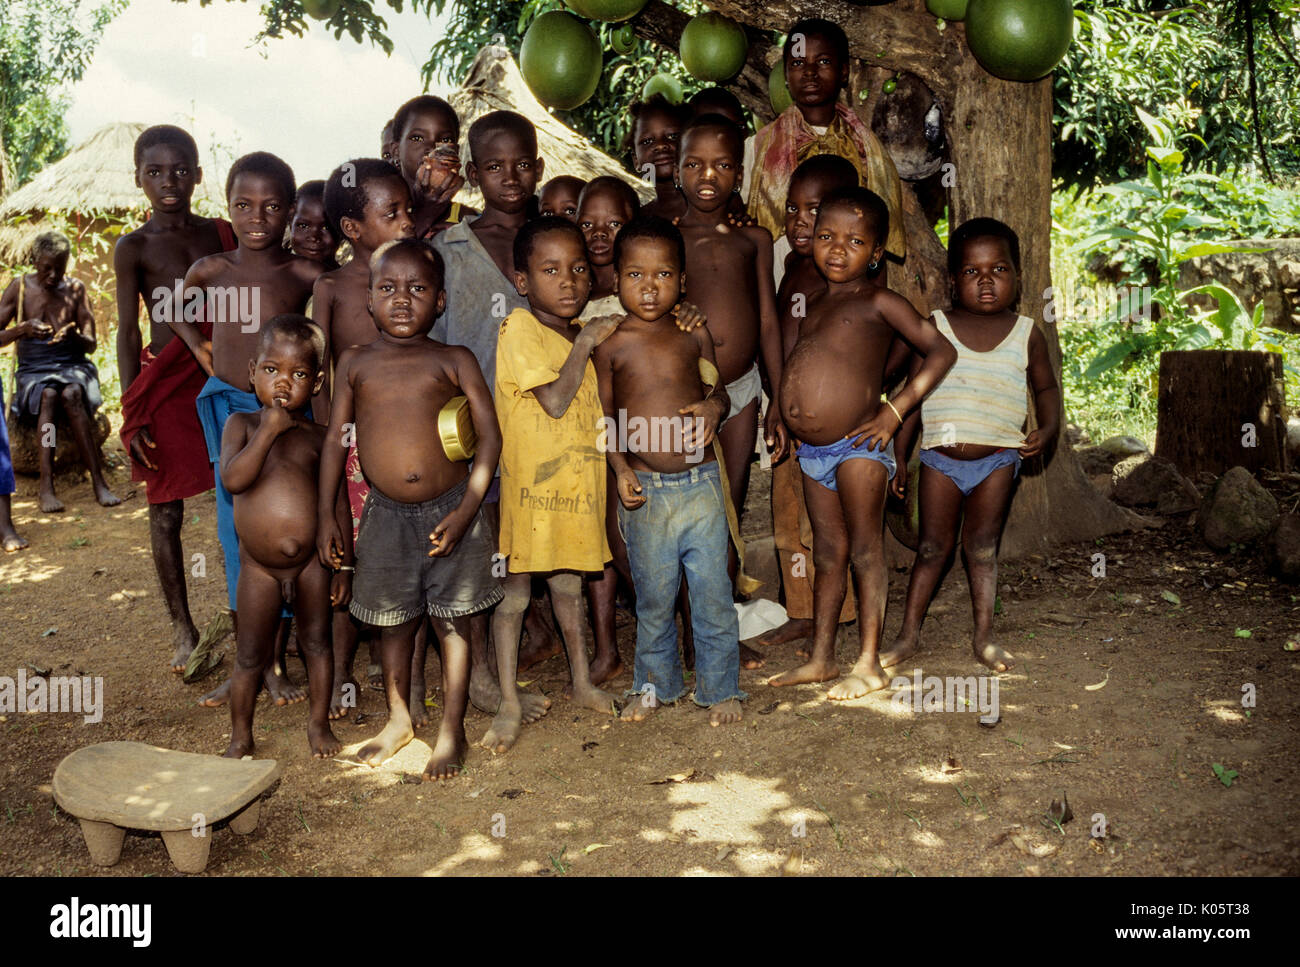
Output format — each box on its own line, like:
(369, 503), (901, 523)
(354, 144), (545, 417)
(0, 0), (127, 189)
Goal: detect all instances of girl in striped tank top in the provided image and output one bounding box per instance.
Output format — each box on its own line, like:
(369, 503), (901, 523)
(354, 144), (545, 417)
(883, 219), (1059, 674)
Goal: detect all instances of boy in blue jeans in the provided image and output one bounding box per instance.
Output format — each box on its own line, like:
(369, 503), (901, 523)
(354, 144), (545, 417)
(594, 215), (744, 727)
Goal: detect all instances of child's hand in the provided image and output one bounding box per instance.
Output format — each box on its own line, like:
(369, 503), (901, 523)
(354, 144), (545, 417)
(128, 427), (158, 471)
(1019, 429), (1048, 458)
(616, 467), (646, 509)
(578, 313), (623, 351)
(330, 569), (353, 608)
(262, 400), (294, 436)
(194, 338), (215, 378)
(674, 302), (707, 332)
(428, 507), (471, 557)
(847, 404), (902, 452)
(679, 396), (726, 452)
(764, 408), (789, 463)
(317, 521), (347, 570)
(889, 458), (907, 499)
(418, 149), (464, 204)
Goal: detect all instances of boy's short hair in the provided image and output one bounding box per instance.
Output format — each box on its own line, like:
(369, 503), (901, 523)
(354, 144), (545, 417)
(294, 180), (326, 209)
(613, 214), (686, 273)
(226, 151), (296, 205)
(370, 238), (446, 291)
(323, 158), (407, 239)
(513, 216), (587, 274)
(790, 154), (860, 195)
(688, 87), (745, 128)
(947, 217), (1022, 277)
(679, 113), (744, 162)
(784, 18), (850, 64)
(30, 231), (71, 263)
(578, 176), (641, 218)
(260, 314), (326, 373)
(817, 186), (890, 243)
(621, 94), (690, 156)
(467, 110), (537, 162)
(392, 95), (459, 143)
(134, 124), (200, 167)
(542, 174), (586, 196)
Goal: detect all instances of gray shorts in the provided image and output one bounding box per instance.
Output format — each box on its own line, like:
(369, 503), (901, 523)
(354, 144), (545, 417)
(350, 477), (503, 626)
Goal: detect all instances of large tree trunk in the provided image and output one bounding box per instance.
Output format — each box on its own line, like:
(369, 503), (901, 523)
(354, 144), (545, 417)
(635, 0), (1149, 556)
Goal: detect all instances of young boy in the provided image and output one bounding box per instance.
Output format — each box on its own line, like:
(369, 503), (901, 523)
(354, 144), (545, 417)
(170, 151), (324, 705)
(220, 315), (349, 759)
(114, 124), (236, 672)
(773, 187), (955, 698)
(0, 232), (119, 513)
(744, 19), (906, 281)
(675, 115), (787, 606)
(314, 157), (415, 717)
(485, 217), (621, 753)
(289, 181), (338, 269)
(0, 379), (22, 551)
(392, 95), (473, 238)
(318, 239), (503, 780)
(595, 215), (744, 727)
(380, 118), (397, 166)
(626, 95), (689, 221)
(539, 175), (586, 222)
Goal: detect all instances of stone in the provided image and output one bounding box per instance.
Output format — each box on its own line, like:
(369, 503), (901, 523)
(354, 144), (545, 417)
(1077, 445), (1118, 476)
(1098, 435), (1149, 460)
(1065, 423), (1091, 448)
(1268, 513), (1300, 582)
(6, 410), (111, 475)
(1112, 454), (1201, 514)
(1196, 466), (1280, 550)
(1178, 238), (1300, 333)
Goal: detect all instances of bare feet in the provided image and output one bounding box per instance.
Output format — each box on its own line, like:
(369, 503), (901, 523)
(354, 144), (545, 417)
(768, 658), (839, 687)
(751, 618), (814, 648)
(1, 532), (28, 553)
(480, 703), (523, 754)
(568, 683), (618, 716)
(94, 482), (121, 507)
(468, 663), (501, 715)
(974, 639), (1015, 672)
(709, 699), (742, 726)
(264, 666), (306, 706)
(38, 491), (64, 513)
(223, 736), (253, 759)
(588, 650), (625, 686)
(367, 661), (383, 690)
(309, 722), (341, 758)
(739, 642), (765, 669)
(520, 692), (552, 722)
(620, 689), (660, 722)
(517, 614), (563, 671)
(198, 677), (231, 707)
(170, 624), (198, 674)
(878, 630), (919, 670)
(827, 659), (889, 700)
(423, 728), (467, 780)
(357, 718), (414, 767)
(329, 677), (359, 720)
(409, 678), (430, 728)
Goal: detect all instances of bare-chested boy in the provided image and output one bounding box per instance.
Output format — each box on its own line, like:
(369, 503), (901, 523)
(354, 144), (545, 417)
(315, 157), (415, 718)
(539, 175), (585, 222)
(596, 215), (744, 727)
(170, 151), (324, 706)
(392, 95), (475, 239)
(318, 239), (503, 780)
(774, 187), (954, 698)
(114, 125), (234, 672)
(289, 181), (338, 269)
(221, 316), (349, 760)
(627, 95), (689, 221)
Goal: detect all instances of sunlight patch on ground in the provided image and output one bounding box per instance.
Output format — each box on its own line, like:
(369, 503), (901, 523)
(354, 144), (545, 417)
(1203, 698), (1247, 723)
(419, 832), (504, 875)
(0, 556), (63, 584)
(664, 771), (794, 844)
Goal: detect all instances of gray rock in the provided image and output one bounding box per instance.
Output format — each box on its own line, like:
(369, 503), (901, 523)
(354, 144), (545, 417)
(1270, 513), (1300, 582)
(1099, 435), (1149, 460)
(6, 411), (111, 476)
(1197, 466), (1280, 550)
(1065, 423), (1091, 448)
(1077, 445), (1118, 476)
(1112, 455), (1201, 514)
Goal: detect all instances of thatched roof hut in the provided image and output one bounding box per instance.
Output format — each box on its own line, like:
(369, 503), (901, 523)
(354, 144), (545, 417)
(450, 45), (652, 210)
(0, 121), (226, 264)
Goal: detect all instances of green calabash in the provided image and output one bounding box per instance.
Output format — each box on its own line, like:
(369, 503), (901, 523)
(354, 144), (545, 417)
(520, 11), (603, 110)
(301, 0), (341, 20)
(641, 72), (684, 105)
(925, 0), (969, 20)
(566, 0), (649, 22)
(612, 23), (638, 55)
(965, 0), (1075, 81)
(768, 61), (792, 115)
(679, 12), (749, 83)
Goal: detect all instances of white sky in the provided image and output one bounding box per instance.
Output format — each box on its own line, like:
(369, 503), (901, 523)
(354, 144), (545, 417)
(67, 0), (455, 184)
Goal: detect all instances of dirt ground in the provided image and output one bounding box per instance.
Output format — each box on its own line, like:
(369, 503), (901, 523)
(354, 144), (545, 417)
(1, 439), (1298, 877)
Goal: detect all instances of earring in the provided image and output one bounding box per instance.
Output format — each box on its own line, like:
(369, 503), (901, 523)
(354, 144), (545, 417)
(868, 259), (879, 271)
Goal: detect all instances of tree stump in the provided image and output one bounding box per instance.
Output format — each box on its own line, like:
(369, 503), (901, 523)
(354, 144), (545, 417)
(1155, 350), (1287, 477)
(6, 409), (111, 475)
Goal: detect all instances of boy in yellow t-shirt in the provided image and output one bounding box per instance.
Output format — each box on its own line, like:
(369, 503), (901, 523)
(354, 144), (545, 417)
(485, 217), (622, 754)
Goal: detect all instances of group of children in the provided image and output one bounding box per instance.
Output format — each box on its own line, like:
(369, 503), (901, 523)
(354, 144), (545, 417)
(0, 17), (1059, 781)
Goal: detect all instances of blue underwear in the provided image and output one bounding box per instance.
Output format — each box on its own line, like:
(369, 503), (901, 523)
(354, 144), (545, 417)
(796, 436), (896, 491)
(920, 447), (1021, 497)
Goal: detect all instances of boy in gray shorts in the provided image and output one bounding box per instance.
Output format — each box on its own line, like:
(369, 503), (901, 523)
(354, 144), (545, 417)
(318, 239), (502, 781)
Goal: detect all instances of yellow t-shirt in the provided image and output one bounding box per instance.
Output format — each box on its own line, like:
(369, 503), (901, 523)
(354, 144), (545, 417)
(495, 307), (610, 573)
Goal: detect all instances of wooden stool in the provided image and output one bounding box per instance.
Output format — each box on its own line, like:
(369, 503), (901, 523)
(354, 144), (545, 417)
(52, 742), (282, 874)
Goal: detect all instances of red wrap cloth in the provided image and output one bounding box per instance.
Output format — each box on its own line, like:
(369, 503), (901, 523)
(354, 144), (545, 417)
(118, 218), (236, 503)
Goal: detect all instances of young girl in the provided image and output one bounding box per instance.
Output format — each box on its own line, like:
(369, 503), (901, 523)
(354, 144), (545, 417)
(883, 218), (1059, 674)
(484, 216), (621, 755)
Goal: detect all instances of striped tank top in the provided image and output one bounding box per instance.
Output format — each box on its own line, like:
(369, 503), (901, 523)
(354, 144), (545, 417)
(921, 310), (1032, 450)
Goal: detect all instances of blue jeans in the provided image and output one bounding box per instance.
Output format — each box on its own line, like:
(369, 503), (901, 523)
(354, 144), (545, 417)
(617, 461), (746, 707)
